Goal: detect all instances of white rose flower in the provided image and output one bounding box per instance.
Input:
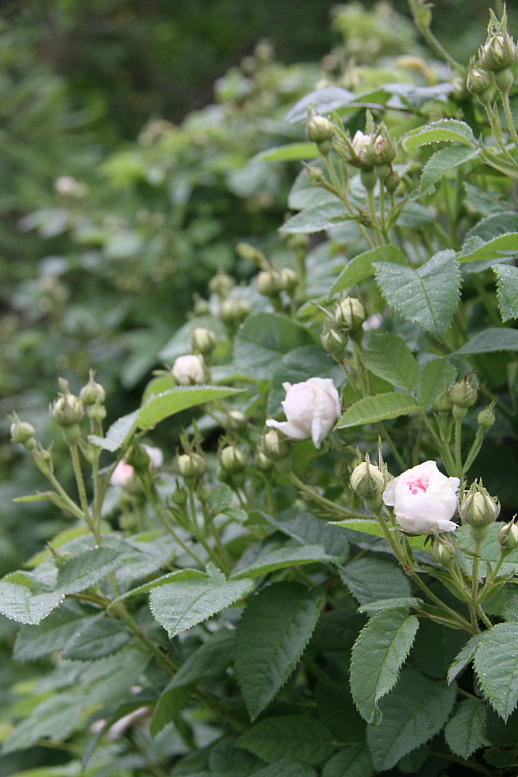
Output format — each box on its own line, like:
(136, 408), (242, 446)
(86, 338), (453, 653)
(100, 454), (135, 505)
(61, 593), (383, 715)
(351, 130), (372, 163)
(382, 460), (459, 534)
(172, 354), (206, 385)
(266, 377), (341, 449)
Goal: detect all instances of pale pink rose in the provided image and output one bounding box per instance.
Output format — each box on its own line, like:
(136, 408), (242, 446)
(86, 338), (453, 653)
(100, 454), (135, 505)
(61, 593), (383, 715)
(382, 460), (459, 534)
(266, 377), (341, 449)
(110, 460), (135, 486)
(171, 354), (206, 385)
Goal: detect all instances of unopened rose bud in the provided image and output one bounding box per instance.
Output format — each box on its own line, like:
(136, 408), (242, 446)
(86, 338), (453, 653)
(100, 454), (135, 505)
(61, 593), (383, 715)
(479, 32), (517, 72)
(10, 417), (36, 449)
(219, 298), (250, 327)
(498, 522), (518, 551)
(321, 324), (347, 361)
(79, 370), (106, 406)
(370, 133), (396, 166)
(333, 297), (366, 333)
(193, 295), (210, 316)
(433, 387), (452, 413)
(209, 270), (235, 298)
(175, 452), (207, 482)
(192, 328), (217, 355)
(477, 404), (496, 430)
(51, 381), (84, 427)
(126, 444), (163, 472)
(466, 63), (492, 95)
(262, 428), (290, 460)
(219, 445), (247, 473)
(431, 536), (455, 566)
(172, 354), (207, 385)
(384, 169), (400, 194)
(449, 378), (478, 409)
(306, 115), (335, 144)
(280, 268), (298, 293)
(495, 67), (515, 92)
(257, 270), (283, 297)
(350, 460), (386, 507)
(305, 165), (326, 186)
(255, 450), (273, 471)
(460, 482), (500, 536)
(227, 410), (247, 430)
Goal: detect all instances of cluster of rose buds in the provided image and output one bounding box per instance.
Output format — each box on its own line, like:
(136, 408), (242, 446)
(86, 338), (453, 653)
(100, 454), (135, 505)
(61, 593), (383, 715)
(467, 9), (517, 97)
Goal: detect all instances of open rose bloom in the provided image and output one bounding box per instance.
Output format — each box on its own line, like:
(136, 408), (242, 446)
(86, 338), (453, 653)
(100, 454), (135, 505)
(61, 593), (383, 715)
(382, 460), (459, 534)
(266, 377), (341, 449)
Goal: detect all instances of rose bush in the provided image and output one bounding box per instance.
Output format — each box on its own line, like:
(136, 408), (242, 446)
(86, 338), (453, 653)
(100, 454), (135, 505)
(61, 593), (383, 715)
(3, 3), (518, 777)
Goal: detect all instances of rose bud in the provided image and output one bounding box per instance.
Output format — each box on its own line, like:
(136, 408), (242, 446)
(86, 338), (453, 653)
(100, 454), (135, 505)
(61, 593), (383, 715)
(266, 377), (341, 449)
(350, 130), (374, 168)
(257, 270), (283, 297)
(479, 31), (517, 72)
(175, 452), (207, 482)
(51, 381), (84, 428)
(350, 459), (386, 508)
(382, 460), (460, 535)
(306, 115), (335, 144)
(333, 297), (366, 334)
(219, 298), (250, 327)
(498, 522), (518, 551)
(209, 270), (234, 298)
(10, 417), (36, 449)
(172, 354), (207, 385)
(219, 445), (247, 473)
(459, 482), (500, 535)
(192, 327), (217, 356)
(79, 370), (106, 406)
(466, 62), (492, 95)
(261, 428), (290, 461)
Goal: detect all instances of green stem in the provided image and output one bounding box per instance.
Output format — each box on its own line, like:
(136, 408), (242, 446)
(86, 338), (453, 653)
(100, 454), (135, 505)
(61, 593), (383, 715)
(500, 90), (518, 153)
(288, 472), (365, 519)
(69, 442), (101, 543)
(453, 416), (463, 479)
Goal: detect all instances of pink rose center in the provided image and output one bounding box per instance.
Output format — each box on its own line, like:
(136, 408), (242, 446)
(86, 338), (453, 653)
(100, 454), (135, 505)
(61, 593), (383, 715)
(406, 477), (430, 495)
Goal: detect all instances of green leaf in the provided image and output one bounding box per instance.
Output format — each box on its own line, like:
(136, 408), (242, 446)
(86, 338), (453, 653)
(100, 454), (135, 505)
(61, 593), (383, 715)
(268, 346), (340, 415)
(234, 313), (313, 379)
(396, 202), (434, 228)
(459, 232), (518, 263)
(494, 264), (518, 321)
(289, 168), (340, 210)
(285, 86), (355, 123)
(417, 358), (457, 408)
(149, 575), (254, 637)
(14, 600), (92, 661)
(362, 334), (418, 391)
(255, 142), (319, 162)
(336, 392), (419, 429)
(151, 631), (235, 735)
(467, 211), (518, 241)
(232, 545), (334, 580)
(0, 582), (64, 625)
(350, 609), (419, 724)
(375, 250), (461, 338)
(3, 693), (84, 753)
(322, 745), (374, 777)
(89, 409), (138, 451)
(419, 145), (480, 193)
(254, 761), (317, 777)
(332, 519), (428, 552)
(444, 699), (490, 759)
(474, 623), (518, 720)
(456, 327), (518, 354)
(56, 547), (123, 594)
(237, 716), (333, 765)
(109, 568), (207, 607)
(339, 557), (411, 605)
(236, 583), (324, 720)
(403, 119), (475, 150)
(209, 738), (260, 776)
(279, 202), (346, 235)
(62, 615), (130, 660)
(366, 669), (456, 771)
(330, 245), (405, 294)
(137, 385), (241, 429)
(265, 512), (349, 558)
(358, 597), (423, 614)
